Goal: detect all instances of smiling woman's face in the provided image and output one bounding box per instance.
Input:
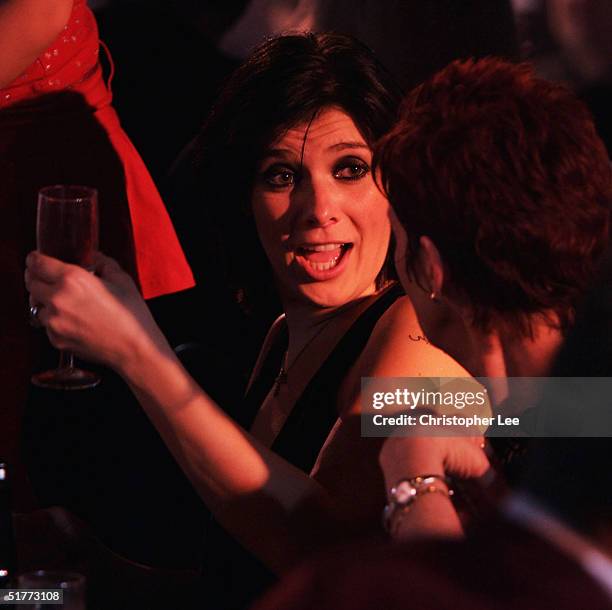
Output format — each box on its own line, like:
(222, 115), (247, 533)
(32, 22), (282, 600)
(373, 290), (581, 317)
(251, 107), (391, 309)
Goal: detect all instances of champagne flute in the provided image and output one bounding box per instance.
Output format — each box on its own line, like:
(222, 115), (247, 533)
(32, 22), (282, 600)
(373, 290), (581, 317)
(31, 185), (101, 390)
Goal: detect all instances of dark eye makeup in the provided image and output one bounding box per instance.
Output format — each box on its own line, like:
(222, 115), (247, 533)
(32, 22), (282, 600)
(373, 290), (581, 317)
(259, 155), (370, 189)
(333, 156), (370, 181)
(261, 164), (298, 188)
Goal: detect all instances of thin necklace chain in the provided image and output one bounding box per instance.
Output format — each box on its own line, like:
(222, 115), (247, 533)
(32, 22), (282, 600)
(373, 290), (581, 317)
(272, 315), (338, 397)
(271, 289), (386, 397)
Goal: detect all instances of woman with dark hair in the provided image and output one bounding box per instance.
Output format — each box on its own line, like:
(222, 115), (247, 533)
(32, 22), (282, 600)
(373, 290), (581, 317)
(192, 32), (403, 318)
(25, 33), (470, 606)
(247, 57), (612, 610)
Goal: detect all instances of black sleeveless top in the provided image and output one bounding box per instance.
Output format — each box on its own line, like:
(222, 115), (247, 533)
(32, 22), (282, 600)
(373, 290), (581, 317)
(201, 285), (403, 609)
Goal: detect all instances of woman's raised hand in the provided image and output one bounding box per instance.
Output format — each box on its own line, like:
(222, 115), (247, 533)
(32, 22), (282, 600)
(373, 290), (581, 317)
(378, 433), (491, 539)
(25, 251), (167, 372)
(379, 434), (490, 489)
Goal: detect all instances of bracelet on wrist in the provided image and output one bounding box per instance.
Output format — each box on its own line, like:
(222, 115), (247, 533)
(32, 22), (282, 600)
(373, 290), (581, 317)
(382, 474), (454, 535)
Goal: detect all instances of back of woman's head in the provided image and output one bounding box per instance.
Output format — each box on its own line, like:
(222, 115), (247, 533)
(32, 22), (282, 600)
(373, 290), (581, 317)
(376, 57), (612, 335)
(194, 32), (401, 315)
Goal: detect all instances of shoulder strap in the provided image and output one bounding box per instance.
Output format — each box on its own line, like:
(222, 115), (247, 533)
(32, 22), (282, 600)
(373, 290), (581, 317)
(237, 323), (288, 430)
(272, 284), (403, 472)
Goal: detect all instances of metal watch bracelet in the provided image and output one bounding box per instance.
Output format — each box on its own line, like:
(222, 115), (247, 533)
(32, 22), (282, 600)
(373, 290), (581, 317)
(382, 474), (454, 534)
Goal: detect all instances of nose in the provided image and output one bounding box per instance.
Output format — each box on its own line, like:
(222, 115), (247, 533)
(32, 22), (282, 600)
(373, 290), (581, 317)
(292, 175), (340, 228)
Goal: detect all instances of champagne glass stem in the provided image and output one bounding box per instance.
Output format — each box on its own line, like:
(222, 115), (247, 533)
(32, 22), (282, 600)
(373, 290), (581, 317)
(58, 351), (75, 371)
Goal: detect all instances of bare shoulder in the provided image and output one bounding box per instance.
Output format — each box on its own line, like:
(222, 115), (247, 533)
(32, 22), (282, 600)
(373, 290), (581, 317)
(357, 295), (469, 379)
(19, 0), (73, 43)
(337, 295), (469, 417)
(0, 0), (74, 89)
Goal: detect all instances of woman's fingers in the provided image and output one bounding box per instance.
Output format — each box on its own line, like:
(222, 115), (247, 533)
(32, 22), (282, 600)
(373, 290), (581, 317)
(27, 266), (92, 319)
(26, 254), (97, 344)
(26, 297), (69, 350)
(380, 434), (490, 488)
(27, 249), (126, 287)
(443, 440), (490, 479)
(470, 435), (486, 449)
(93, 252), (138, 292)
(27, 292), (70, 349)
(26, 251), (136, 305)
(25, 251), (74, 284)
(93, 251), (121, 277)
(25, 249), (160, 370)
(27, 276), (59, 307)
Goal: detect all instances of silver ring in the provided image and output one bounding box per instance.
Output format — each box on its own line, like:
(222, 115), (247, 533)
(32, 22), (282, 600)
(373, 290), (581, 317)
(29, 304), (41, 327)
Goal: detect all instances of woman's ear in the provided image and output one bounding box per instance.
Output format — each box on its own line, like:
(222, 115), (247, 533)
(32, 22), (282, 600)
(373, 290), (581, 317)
(417, 236), (444, 299)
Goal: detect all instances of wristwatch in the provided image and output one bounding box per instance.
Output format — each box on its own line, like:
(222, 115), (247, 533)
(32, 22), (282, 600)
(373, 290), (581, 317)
(382, 474), (453, 534)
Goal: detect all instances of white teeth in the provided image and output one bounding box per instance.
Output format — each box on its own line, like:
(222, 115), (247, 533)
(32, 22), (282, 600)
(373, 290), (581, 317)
(308, 256), (341, 271)
(301, 243), (343, 252)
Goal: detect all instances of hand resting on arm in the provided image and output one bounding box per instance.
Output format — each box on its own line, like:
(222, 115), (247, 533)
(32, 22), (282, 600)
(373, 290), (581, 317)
(379, 433), (491, 541)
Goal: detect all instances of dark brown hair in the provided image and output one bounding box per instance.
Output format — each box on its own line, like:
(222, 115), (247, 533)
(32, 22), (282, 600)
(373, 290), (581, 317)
(194, 32), (401, 315)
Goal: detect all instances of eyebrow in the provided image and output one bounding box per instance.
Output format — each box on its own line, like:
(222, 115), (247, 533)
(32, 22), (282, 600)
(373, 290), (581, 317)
(327, 142), (369, 152)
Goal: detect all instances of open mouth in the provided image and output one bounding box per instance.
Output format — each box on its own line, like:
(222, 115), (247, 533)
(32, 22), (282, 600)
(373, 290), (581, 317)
(293, 242), (354, 278)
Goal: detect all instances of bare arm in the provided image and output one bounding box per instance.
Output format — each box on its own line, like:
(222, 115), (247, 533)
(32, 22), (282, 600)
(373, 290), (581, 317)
(0, 0), (73, 88)
(122, 338), (331, 571)
(25, 254), (485, 570)
(25, 252), (335, 574)
(379, 434), (490, 541)
(327, 297), (489, 540)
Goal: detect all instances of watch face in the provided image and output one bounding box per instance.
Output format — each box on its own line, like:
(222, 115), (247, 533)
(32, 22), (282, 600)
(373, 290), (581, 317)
(393, 480), (417, 505)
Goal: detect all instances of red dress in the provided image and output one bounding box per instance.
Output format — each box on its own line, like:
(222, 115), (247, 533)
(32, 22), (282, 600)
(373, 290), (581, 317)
(0, 0), (194, 299)
(0, 0), (193, 506)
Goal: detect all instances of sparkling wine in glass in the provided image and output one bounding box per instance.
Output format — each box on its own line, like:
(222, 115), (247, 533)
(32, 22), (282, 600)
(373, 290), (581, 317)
(31, 185), (101, 390)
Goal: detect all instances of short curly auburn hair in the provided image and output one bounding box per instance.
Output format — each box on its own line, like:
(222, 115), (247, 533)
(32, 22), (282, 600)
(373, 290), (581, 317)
(376, 57), (612, 335)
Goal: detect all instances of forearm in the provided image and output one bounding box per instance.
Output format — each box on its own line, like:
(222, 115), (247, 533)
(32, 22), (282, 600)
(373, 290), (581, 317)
(25, 252), (332, 569)
(379, 433), (489, 543)
(120, 337), (329, 572)
(0, 0), (73, 88)
(388, 492), (463, 542)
